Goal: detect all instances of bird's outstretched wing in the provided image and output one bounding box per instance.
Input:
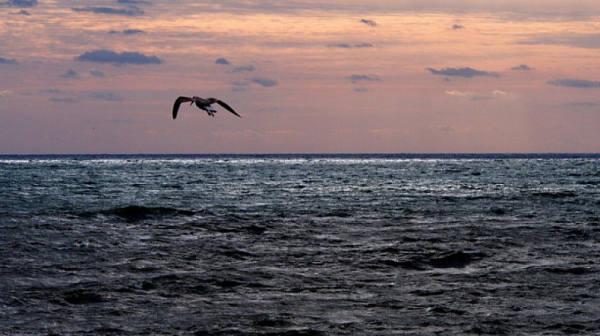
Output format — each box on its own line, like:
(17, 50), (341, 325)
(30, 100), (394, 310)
(172, 96), (192, 119)
(216, 100), (241, 118)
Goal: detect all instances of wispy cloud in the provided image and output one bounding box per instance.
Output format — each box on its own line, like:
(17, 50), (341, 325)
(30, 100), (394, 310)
(427, 67), (500, 78)
(569, 102), (599, 107)
(59, 69), (80, 78)
(0, 90), (14, 98)
(360, 19), (377, 27)
(511, 64), (533, 71)
(267, 130), (307, 137)
(117, 0), (151, 5)
(75, 49), (162, 65)
(233, 65), (256, 73)
(50, 97), (79, 104)
(91, 91), (123, 101)
(109, 29), (145, 35)
(72, 6), (144, 16)
(90, 68), (105, 77)
(445, 90), (507, 100)
(124, 29), (144, 35)
(438, 126), (455, 132)
(232, 78), (278, 89)
(520, 33), (600, 49)
(328, 43), (373, 48)
(249, 77), (278, 87)
(547, 78), (600, 88)
(38, 88), (64, 95)
(0, 56), (17, 64)
(349, 74), (381, 83)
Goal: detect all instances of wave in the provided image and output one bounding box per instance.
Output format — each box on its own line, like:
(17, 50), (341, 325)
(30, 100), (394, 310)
(79, 205), (195, 222)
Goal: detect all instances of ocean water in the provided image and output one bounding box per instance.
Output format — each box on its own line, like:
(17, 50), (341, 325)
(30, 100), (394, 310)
(1, 154), (599, 335)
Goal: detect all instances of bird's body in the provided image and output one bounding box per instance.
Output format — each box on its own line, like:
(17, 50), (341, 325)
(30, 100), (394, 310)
(172, 96), (241, 119)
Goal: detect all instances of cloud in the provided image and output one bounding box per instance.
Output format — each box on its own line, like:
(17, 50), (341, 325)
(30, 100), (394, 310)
(50, 97), (79, 104)
(445, 90), (507, 100)
(38, 88), (65, 95)
(75, 49), (162, 65)
(91, 91), (123, 101)
(0, 90), (14, 98)
(15, 9), (29, 15)
(348, 74), (381, 83)
(71, 6), (144, 16)
(547, 78), (600, 88)
(215, 58), (230, 65)
(452, 24), (465, 30)
(233, 65), (256, 73)
(250, 77), (278, 87)
(108, 30), (145, 36)
(328, 43), (373, 48)
(0, 57), (17, 64)
(231, 81), (249, 91)
(354, 87), (370, 92)
(360, 19), (377, 27)
(427, 67), (500, 78)
(438, 126), (455, 132)
(570, 102), (599, 107)
(445, 90), (473, 98)
(97, 1), (600, 18)
(1, 0), (37, 7)
(511, 64), (533, 70)
(59, 69), (80, 78)
(250, 77), (279, 87)
(123, 29), (145, 35)
(520, 33), (600, 49)
(117, 0), (151, 4)
(90, 68), (105, 77)
(267, 130), (307, 137)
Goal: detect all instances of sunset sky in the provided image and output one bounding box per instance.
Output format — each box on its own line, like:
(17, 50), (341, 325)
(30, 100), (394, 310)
(2, 0), (600, 154)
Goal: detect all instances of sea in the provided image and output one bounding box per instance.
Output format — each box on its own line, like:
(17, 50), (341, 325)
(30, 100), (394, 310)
(1, 154), (599, 335)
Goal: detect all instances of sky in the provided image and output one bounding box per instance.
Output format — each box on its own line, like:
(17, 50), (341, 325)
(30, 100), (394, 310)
(2, 0), (600, 154)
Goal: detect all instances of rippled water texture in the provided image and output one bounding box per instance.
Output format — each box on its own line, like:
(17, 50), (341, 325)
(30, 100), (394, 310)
(1, 154), (600, 335)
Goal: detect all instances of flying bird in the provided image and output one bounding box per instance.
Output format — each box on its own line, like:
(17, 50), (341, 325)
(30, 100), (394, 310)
(172, 96), (241, 119)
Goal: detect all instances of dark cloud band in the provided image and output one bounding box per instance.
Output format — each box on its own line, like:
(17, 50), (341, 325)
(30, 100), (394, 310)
(349, 74), (381, 83)
(250, 77), (278, 87)
(75, 50), (162, 65)
(511, 64), (533, 71)
(360, 19), (377, 27)
(547, 79), (600, 88)
(427, 67), (499, 78)
(1, 0), (37, 7)
(72, 6), (144, 16)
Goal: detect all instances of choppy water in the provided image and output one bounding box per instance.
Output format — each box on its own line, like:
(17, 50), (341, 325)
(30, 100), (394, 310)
(1, 154), (600, 335)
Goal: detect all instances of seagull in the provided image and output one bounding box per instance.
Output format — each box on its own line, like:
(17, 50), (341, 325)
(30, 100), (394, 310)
(172, 96), (241, 119)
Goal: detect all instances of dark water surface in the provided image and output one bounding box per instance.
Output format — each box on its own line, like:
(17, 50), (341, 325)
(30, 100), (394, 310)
(1, 154), (600, 335)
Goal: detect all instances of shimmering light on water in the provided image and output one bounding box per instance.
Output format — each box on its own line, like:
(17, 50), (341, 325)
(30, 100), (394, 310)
(1, 154), (599, 334)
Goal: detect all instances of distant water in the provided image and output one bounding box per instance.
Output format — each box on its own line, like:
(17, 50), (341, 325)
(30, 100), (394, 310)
(1, 154), (600, 335)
